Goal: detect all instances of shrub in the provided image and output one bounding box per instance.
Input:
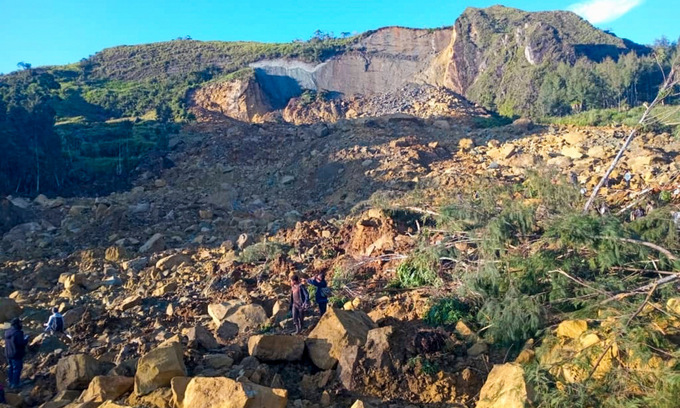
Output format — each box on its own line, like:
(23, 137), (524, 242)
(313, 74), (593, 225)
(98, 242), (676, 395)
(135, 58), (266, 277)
(395, 252), (441, 288)
(424, 297), (471, 326)
(238, 241), (290, 263)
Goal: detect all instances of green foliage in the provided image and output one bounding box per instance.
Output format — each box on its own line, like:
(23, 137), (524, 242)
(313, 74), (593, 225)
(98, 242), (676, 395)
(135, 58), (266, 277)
(330, 265), (355, 290)
(408, 356), (440, 376)
(238, 241), (290, 263)
(424, 297), (471, 327)
(395, 251), (441, 288)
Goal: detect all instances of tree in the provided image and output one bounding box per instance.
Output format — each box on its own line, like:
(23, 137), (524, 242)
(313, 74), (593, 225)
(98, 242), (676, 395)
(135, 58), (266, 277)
(16, 61), (31, 70)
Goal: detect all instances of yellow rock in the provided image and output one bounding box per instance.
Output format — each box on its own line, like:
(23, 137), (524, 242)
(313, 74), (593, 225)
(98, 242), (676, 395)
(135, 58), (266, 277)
(666, 298), (680, 315)
(514, 349), (535, 364)
(556, 320), (588, 339)
(476, 363), (531, 408)
(579, 333), (601, 349)
(182, 377), (287, 408)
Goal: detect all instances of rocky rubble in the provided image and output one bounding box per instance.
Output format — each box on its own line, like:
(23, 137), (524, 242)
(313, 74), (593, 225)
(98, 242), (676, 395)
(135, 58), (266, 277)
(1, 111), (679, 408)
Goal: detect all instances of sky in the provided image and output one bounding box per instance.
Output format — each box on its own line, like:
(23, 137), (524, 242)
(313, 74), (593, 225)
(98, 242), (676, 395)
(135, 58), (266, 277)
(0, 0), (677, 74)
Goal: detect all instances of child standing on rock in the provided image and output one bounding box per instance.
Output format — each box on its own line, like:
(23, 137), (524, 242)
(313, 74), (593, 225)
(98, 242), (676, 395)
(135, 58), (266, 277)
(304, 271), (330, 316)
(289, 275), (310, 334)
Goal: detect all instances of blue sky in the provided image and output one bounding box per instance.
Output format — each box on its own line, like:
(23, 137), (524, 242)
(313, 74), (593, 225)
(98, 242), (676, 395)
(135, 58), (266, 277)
(0, 0), (677, 74)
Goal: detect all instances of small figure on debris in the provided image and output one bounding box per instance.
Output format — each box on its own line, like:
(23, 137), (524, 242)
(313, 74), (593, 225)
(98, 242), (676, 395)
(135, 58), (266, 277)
(44, 307), (72, 340)
(289, 275), (310, 334)
(623, 172), (632, 188)
(5, 318), (29, 390)
(304, 271), (330, 316)
(630, 207), (645, 221)
(568, 172), (578, 185)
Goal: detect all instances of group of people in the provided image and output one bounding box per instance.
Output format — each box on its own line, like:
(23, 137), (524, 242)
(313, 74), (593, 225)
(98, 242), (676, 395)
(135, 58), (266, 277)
(289, 271), (330, 334)
(3, 307), (67, 393)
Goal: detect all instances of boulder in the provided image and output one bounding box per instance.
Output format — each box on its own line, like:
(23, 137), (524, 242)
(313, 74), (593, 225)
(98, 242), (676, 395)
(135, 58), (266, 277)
(134, 341), (187, 396)
(182, 377), (287, 408)
(171, 377), (191, 408)
(248, 335), (305, 362)
(105, 246), (127, 262)
(139, 233), (165, 253)
(183, 324), (219, 350)
(131, 387), (173, 408)
(98, 403), (132, 408)
(561, 146), (585, 160)
(119, 296), (142, 311)
(56, 354), (101, 391)
(214, 321), (239, 344)
(556, 320), (588, 339)
(155, 254), (191, 271)
(208, 302), (268, 333)
(207, 301), (244, 326)
(80, 375), (134, 403)
(0, 298), (22, 322)
(203, 354), (234, 370)
(476, 363), (531, 408)
(306, 308), (377, 370)
(350, 401), (374, 408)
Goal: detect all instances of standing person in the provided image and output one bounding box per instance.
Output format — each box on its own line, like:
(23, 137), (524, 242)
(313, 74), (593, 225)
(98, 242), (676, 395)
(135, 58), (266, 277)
(305, 271), (330, 316)
(289, 275), (310, 335)
(5, 318), (29, 390)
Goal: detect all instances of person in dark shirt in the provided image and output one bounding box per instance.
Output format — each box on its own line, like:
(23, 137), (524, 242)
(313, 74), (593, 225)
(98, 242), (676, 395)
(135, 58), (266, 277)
(304, 271), (330, 316)
(289, 275), (310, 334)
(5, 318), (29, 390)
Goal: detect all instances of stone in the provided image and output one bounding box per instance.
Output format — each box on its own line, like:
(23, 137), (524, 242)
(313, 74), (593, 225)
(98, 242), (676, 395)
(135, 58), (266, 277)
(337, 345), (363, 391)
(134, 341), (187, 396)
(248, 335), (305, 362)
(546, 156), (572, 169)
(214, 321), (239, 344)
(350, 401), (373, 408)
(306, 307), (377, 370)
(139, 234), (165, 253)
(171, 377), (191, 408)
(119, 296), (142, 311)
(225, 304), (268, 332)
(208, 300), (244, 326)
(155, 254), (191, 271)
(184, 324), (219, 350)
(199, 209), (213, 220)
(182, 377), (287, 408)
(587, 145), (608, 159)
(80, 375), (134, 403)
(280, 175), (295, 185)
(121, 257), (149, 273)
(105, 246), (127, 262)
(203, 354), (234, 370)
(563, 132), (587, 145)
(98, 402), (132, 408)
(56, 354), (100, 391)
(458, 138), (475, 151)
(476, 363), (531, 408)
(468, 342), (489, 357)
(666, 298), (680, 315)
(320, 391), (331, 407)
(0, 298), (22, 322)
(556, 320), (588, 339)
(561, 146), (585, 160)
(488, 144), (516, 160)
(130, 387), (173, 408)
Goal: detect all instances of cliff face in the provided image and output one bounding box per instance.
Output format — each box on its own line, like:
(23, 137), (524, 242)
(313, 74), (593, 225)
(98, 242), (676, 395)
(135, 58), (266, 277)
(188, 6), (648, 122)
(188, 75), (272, 122)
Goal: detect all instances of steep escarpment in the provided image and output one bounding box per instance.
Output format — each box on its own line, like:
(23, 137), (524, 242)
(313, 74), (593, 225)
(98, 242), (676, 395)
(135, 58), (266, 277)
(445, 6), (649, 113)
(188, 72), (273, 122)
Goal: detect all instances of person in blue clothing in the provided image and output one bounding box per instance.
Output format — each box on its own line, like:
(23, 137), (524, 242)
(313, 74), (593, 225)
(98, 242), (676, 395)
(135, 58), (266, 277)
(5, 318), (29, 390)
(304, 271), (330, 316)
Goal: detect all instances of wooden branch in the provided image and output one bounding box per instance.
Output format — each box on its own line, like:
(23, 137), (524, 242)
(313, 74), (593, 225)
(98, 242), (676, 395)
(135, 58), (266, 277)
(599, 236), (678, 261)
(601, 272), (679, 304)
(615, 188), (653, 215)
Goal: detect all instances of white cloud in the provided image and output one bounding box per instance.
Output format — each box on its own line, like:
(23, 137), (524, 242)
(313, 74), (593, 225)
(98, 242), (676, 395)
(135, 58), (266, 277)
(568, 0), (644, 24)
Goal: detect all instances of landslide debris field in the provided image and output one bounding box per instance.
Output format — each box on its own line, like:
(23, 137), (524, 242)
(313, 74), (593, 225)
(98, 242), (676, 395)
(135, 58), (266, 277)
(1, 110), (680, 408)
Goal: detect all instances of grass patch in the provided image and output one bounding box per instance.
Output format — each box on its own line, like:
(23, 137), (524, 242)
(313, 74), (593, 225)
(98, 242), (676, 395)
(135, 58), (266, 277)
(239, 241), (290, 263)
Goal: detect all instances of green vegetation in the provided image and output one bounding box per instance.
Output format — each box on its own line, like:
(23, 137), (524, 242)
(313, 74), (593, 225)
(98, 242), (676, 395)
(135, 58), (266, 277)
(238, 241), (290, 263)
(415, 171), (680, 404)
(424, 297), (471, 327)
(395, 251), (441, 288)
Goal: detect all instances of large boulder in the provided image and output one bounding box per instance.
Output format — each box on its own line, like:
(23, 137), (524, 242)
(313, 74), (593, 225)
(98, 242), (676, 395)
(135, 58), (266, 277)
(0, 298), (22, 322)
(56, 354), (101, 391)
(182, 377), (287, 408)
(208, 301), (267, 333)
(170, 377), (191, 408)
(80, 375), (134, 403)
(476, 363), (532, 408)
(305, 307), (377, 370)
(183, 324), (219, 350)
(134, 341), (187, 396)
(248, 335), (305, 362)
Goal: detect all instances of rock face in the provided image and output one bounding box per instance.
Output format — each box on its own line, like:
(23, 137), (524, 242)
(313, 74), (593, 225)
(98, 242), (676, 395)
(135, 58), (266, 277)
(476, 363), (531, 408)
(248, 335), (305, 362)
(79, 375), (134, 403)
(306, 308), (377, 370)
(134, 341), (187, 396)
(0, 298), (22, 322)
(182, 377), (287, 408)
(189, 75), (273, 122)
(208, 301), (267, 333)
(56, 354), (100, 391)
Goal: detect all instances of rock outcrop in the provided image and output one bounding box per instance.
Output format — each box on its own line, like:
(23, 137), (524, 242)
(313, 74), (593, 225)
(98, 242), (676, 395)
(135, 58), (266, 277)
(134, 341), (187, 396)
(182, 377), (287, 408)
